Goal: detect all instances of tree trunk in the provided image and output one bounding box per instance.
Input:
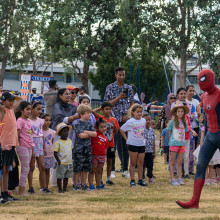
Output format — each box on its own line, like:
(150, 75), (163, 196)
(79, 64), (89, 94)
(0, 56), (8, 87)
(179, 53), (187, 88)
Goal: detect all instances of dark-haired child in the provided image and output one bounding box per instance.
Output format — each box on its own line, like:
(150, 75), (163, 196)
(89, 118), (108, 190)
(54, 123), (73, 193)
(92, 101), (119, 185)
(29, 101), (49, 193)
(73, 104), (97, 191)
(16, 101), (34, 195)
(42, 114), (56, 190)
(0, 92), (19, 202)
(161, 120), (170, 164)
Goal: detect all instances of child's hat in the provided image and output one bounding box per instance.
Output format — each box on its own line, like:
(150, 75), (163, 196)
(170, 101), (189, 115)
(1, 91), (20, 101)
(56, 122), (72, 135)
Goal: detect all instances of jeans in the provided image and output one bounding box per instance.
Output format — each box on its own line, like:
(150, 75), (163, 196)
(195, 131), (220, 181)
(114, 122), (129, 172)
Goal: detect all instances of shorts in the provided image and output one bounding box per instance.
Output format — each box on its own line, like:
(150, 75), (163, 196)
(2, 146), (15, 166)
(164, 146), (170, 154)
(107, 147), (115, 159)
(170, 146), (186, 153)
(56, 164), (73, 179)
(44, 156), (56, 169)
(92, 155), (105, 168)
(128, 145), (145, 153)
(73, 147), (92, 173)
(33, 137), (44, 157)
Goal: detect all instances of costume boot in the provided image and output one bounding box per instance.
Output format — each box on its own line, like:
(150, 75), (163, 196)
(176, 178), (204, 209)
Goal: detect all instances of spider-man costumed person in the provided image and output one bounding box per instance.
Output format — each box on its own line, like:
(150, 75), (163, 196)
(176, 69), (220, 209)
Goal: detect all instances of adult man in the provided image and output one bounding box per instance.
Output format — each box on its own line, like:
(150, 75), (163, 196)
(43, 79), (58, 116)
(79, 86), (90, 100)
(105, 67), (134, 178)
(176, 69), (220, 209)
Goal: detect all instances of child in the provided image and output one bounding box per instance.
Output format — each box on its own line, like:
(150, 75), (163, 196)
(42, 114), (56, 191)
(89, 118), (108, 190)
(16, 101), (34, 195)
(92, 101), (119, 185)
(0, 92), (19, 201)
(151, 120), (156, 130)
(29, 101), (49, 193)
(120, 104), (147, 187)
(161, 120), (170, 164)
(54, 123), (73, 193)
(73, 104), (97, 191)
(143, 113), (156, 183)
(168, 101), (189, 186)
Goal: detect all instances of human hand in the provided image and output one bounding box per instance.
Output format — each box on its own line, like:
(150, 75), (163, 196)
(192, 130), (198, 137)
(119, 92), (127, 99)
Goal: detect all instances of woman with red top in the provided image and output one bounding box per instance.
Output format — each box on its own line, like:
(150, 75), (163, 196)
(88, 118), (108, 190)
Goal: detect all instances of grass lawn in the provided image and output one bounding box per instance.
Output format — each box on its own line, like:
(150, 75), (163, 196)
(2, 140), (220, 220)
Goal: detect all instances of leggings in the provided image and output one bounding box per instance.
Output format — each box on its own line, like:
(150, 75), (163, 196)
(16, 146), (32, 187)
(195, 131), (220, 181)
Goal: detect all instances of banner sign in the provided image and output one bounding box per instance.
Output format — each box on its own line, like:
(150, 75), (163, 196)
(31, 75), (53, 82)
(20, 74), (31, 101)
(30, 94), (45, 113)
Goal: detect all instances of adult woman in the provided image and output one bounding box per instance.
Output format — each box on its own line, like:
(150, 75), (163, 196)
(66, 85), (79, 107)
(156, 93), (176, 131)
(51, 88), (78, 131)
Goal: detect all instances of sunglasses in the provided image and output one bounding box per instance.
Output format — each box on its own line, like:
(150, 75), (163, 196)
(170, 97), (176, 100)
(71, 91), (78, 94)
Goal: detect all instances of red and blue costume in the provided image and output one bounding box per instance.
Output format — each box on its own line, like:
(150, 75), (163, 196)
(176, 69), (220, 209)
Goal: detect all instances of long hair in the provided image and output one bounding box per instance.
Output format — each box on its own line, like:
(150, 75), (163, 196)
(15, 101), (32, 120)
(128, 103), (143, 118)
(172, 107), (187, 128)
(56, 88), (68, 103)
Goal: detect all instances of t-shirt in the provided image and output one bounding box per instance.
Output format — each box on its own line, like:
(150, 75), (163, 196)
(43, 128), (56, 157)
(74, 119), (95, 152)
(96, 114), (119, 147)
(144, 127), (156, 153)
(185, 115), (192, 140)
(161, 128), (169, 146)
(91, 132), (108, 155)
(0, 108), (18, 149)
(120, 118), (146, 146)
(53, 138), (73, 165)
(16, 117), (34, 149)
(30, 117), (45, 138)
(168, 120), (189, 146)
(186, 98), (200, 128)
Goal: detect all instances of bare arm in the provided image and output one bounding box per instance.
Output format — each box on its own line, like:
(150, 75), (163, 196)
(68, 114), (79, 123)
(84, 130), (97, 137)
(17, 129), (21, 143)
(54, 151), (61, 165)
(109, 93), (127, 106)
(200, 131), (204, 146)
(0, 105), (5, 121)
(160, 136), (164, 147)
(91, 107), (101, 118)
(153, 140), (156, 159)
(169, 130), (171, 139)
(78, 133), (90, 139)
(196, 105), (201, 114)
(119, 129), (127, 142)
(111, 120), (118, 134)
(13, 97), (22, 112)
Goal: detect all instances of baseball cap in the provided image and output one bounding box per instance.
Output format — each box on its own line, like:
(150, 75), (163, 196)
(1, 92), (19, 101)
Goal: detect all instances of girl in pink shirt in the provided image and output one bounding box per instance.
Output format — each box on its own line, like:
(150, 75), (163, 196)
(16, 101), (34, 195)
(42, 114), (56, 190)
(29, 101), (50, 193)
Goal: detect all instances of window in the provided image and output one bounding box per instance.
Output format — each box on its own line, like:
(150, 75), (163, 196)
(66, 75), (72, 83)
(53, 74), (64, 82)
(4, 72), (19, 80)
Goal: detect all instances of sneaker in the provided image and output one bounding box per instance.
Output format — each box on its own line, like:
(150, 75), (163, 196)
(148, 178), (155, 184)
(216, 176), (220, 182)
(164, 161), (169, 164)
(40, 189), (46, 194)
(4, 194), (19, 201)
(44, 188), (53, 193)
(210, 178), (217, 185)
(122, 171), (130, 178)
(184, 174), (192, 179)
(106, 180), (114, 185)
(171, 179), (179, 186)
(142, 175), (146, 180)
(189, 172), (195, 175)
(28, 187), (35, 194)
(177, 178), (185, 185)
(205, 179), (211, 185)
(130, 180), (136, 187)
(0, 197), (9, 204)
(58, 189), (64, 193)
(212, 177), (217, 183)
(73, 185), (81, 191)
(89, 185), (96, 190)
(82, 184), (91, 191)
(110, 171), (116, 178)
(96, 185), (107, 190)
(138, 179), (147, 186)
(63, 189), (68, 192)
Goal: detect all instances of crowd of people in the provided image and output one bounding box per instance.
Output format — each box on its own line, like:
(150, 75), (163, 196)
(0, 67), (220, 205)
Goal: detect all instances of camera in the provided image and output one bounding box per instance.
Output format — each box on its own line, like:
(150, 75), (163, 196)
(123, 88), (128, 96)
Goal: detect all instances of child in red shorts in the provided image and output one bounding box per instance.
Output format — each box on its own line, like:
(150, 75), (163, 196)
(88, 118), (108, 190)
(168, 101), (189, 186)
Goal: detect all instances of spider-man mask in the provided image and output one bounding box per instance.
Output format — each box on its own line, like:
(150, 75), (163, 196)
(197, 69), (215, 93)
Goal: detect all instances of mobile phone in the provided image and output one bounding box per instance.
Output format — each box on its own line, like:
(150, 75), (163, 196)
(123, 88), (128, 96)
